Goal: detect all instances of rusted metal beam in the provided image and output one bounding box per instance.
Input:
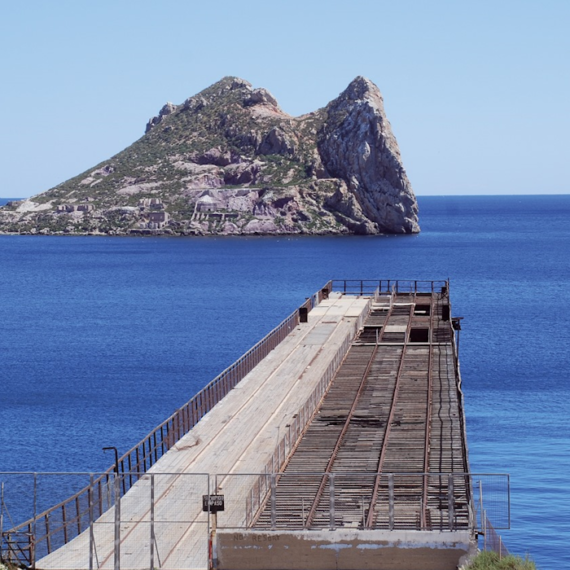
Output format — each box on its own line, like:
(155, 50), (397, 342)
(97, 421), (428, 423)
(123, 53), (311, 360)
(303, 344), (380, 529)
(365, 303), (413, 529)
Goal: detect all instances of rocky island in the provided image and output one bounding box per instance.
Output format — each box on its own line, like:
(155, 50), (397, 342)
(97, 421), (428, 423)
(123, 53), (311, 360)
(0, 77), (419, 236)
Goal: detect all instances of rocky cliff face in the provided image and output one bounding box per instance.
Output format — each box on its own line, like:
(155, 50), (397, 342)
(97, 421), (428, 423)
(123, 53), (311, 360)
(0, 77), (419, 236)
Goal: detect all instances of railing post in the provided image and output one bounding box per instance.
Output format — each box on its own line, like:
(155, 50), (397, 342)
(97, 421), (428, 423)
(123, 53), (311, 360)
(153, 432), (158, 465)
(89, 474), (94, 570)
(120, 459), (126, 495)
(329, 474), (335, 530)
(270, 475), (276, 530)
(32, 472), (37, 567)
(388, 474), (394, 531)
(62, 504), (68, 544)
(448, 475), (455, 530)
(45, 516), (51, 555)
(128, 455), (133, 488)
(76, 496), (82, 534)
(150, 474), (155, 570)
(114, 475), (121, 570)
(0, 483), (4, 560)
(507, 474), (511, 529)
(29, 523), (35, 568)
(478, 480), (484, 532)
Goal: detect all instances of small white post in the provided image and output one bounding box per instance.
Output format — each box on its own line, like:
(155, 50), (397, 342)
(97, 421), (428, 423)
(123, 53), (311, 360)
(114, 475), (121, 570)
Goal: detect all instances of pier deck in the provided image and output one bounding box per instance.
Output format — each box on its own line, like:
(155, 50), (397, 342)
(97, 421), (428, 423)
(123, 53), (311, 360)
(253, 289), (469, 532)
(3, 280), (476, 570)
(36, 293), (372, 570)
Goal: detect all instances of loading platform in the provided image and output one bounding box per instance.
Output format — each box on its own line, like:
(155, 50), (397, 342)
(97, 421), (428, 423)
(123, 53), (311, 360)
(2, 280), (478, 570)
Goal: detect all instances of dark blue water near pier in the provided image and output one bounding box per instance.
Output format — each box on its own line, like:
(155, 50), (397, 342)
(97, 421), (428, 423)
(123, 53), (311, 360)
(1, 195), (569, 568)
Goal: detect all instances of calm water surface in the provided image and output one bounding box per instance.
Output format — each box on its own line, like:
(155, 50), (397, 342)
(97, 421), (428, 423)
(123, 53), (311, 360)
(1, 195), (569, 568)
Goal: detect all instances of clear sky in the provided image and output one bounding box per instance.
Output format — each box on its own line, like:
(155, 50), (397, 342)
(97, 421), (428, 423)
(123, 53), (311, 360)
(1, 0), (568, 198)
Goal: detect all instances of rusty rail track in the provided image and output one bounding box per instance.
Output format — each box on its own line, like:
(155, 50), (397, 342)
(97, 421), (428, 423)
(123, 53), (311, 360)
(254, 284), (470, 531)
(302, 340), (382, 528)
(365, 303), (413, 529)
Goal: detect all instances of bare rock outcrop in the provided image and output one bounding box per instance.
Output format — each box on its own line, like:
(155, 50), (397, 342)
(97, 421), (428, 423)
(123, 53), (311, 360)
(145, 102), (179, 133)
(318, 77), (419, 233)
(0, 76), (420, 236)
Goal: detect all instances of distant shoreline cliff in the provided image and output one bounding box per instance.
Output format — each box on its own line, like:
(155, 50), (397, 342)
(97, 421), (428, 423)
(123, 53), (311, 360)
(0, 77), (419, 236)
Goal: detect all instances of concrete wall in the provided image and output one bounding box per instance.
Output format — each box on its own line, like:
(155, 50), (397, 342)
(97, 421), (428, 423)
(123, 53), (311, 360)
(216, 529), (474, 570)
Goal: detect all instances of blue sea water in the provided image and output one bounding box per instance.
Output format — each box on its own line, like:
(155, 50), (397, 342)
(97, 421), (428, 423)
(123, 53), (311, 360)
(1, 195), (569, 568)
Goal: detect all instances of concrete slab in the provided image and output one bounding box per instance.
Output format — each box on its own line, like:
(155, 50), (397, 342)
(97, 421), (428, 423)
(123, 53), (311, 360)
(217, 529), (473, 570)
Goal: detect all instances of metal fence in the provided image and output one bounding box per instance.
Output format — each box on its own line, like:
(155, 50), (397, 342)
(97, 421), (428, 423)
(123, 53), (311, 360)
(1, 471), (509, 569)
(480, 511), (510, 558)
(213, 472), (509, 533)
(1, 472), (210, 570)
(474, 476), (511, 558)
(471, 475), (510, 530)
(331, 279), (448, 296)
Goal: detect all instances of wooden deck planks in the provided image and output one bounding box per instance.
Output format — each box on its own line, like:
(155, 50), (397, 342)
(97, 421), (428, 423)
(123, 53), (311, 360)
(37, 295), (371, 570)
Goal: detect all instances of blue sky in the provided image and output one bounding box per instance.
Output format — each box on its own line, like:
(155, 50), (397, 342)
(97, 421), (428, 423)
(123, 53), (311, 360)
(1, 0), (568, 197)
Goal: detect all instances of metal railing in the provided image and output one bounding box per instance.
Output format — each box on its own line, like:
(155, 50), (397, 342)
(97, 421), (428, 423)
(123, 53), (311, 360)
(1, 472), (210, 570)
(212, 472), (509, 533)
(1, 282), (334, 567)
(243, 335), (352, 527)
(481, 511), (510, 557)
(0, 471), (510, 569)
(331, 279), (448, 296)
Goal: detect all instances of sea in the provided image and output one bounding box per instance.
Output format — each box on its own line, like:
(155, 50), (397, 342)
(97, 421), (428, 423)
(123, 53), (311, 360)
(1, 195), (569, 569)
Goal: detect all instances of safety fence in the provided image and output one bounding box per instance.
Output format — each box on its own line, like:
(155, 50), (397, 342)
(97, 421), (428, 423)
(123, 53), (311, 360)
(1, 472), (210, 570)
(471, 475), (510, 531)
(0, 282), (335, 567)
(214, 472), (509, 533)
(0, 471), (509, 569)
(331, 279), (449, 296)
(480, 511), (510, 558)
(475, 476), (511, 558)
